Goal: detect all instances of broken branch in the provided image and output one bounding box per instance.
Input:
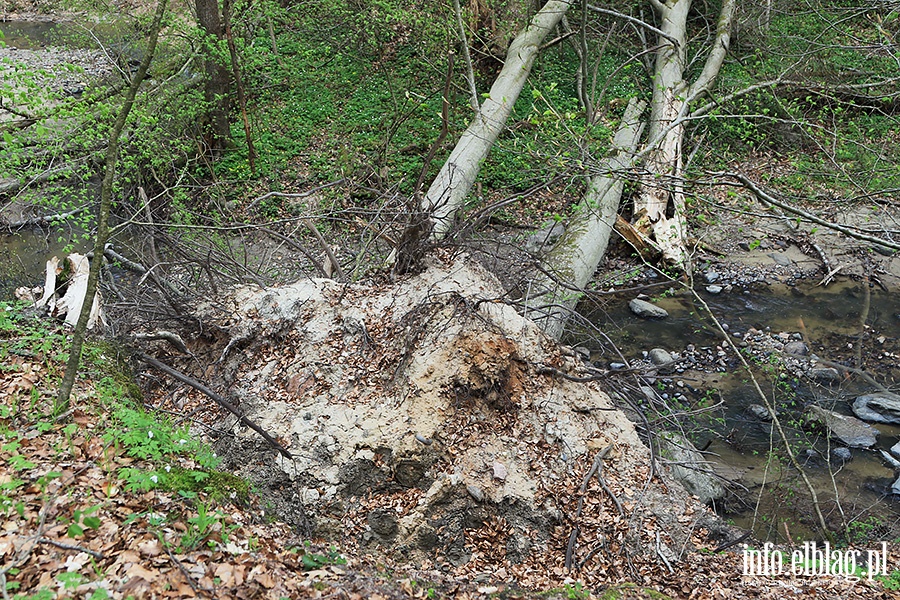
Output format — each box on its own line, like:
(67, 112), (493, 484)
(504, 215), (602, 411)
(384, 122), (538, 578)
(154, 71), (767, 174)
(136, 352), (293, 459)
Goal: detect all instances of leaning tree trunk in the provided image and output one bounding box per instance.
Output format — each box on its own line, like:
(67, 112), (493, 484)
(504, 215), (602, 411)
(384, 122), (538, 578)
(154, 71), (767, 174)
(422, 0), (574, 238)
(529, 98), (646, 339)
(634, 0), (736, 269)
(56, 0), (169, 413)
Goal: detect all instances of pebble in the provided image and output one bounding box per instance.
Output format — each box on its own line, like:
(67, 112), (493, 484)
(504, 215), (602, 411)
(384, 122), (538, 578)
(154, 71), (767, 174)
(466, 485), (484, 502)
(832, 447), (852, 462)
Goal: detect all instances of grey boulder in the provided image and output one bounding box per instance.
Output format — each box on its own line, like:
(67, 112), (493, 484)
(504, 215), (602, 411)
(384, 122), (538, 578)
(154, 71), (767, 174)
(629, 299), (668, 319)
(852, 392), (900, 424)
(806, 405), (878, 448)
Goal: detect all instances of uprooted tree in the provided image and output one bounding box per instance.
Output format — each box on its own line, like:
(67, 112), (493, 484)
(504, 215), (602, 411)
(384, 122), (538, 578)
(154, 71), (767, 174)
(418, 0), (575, 239)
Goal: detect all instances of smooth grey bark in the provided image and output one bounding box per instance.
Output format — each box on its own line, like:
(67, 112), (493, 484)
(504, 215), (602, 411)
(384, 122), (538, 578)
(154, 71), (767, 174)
(422, 0), (574, 238)
(634, 0), (736, 268)
(528, 98), (646, 339)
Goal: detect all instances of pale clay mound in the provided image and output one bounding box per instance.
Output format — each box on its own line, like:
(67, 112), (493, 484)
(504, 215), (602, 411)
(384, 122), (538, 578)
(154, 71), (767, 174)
(196, 254), (713, 570)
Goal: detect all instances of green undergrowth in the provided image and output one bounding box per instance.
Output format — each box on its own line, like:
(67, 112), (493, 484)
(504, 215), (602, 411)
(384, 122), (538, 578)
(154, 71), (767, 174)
(696, 4), (900, 197)
(0, 300), (251, 508)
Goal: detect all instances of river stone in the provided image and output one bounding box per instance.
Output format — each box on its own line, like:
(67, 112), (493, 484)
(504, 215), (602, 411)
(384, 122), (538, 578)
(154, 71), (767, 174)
(525, 222), (566, 253)
(706, 284), (723, 294)
(893, 476), (900, 496)
(891, 441), (900, 460)
(882, 450), (900, 469)
(831, 447), (852, 463)
(784, 341), (808, 356)
(649, 348), (675, 373)
(629, 299), (668, 319)
(747, 404), (773, 421)
(704, 270), (720, 284)
(852, 392), (900, 424)
(808, 367), (841, 383)
(768, 253), (793, 266)
(806, 405), (878, 448)
(658, 432), (725, 505)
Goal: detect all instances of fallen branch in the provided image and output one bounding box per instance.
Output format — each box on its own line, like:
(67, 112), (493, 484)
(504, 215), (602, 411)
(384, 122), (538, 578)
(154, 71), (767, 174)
(723, 172), (900, 252)
(163, 541), (216, 599)
(2, 207), (87, 229)
(132, 331), (190, 355)
(38, 537), (104, 560)
(565, 444), (618, 571)
(136, 352), (293, 459)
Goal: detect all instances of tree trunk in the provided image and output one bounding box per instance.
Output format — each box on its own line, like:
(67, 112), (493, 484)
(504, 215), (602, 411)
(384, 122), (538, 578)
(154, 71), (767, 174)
(634, 0), (736, 269)
(196, 0), (231, 151)
(56, 0), (169, 414)
(530, 98), (646, 339)
(422, 0), (574, 238)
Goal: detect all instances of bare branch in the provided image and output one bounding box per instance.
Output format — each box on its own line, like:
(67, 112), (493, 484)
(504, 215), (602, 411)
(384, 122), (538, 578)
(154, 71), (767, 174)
(688, 0), (737, 98)
(718, 172), (900, 252)
(587, 4), (680, 47)
(452, 0), (480, 112)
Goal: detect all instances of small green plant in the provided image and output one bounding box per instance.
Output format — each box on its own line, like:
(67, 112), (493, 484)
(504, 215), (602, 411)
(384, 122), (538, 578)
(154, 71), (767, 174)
(66, 505), (102, 538)
(878, 569), (900, 591)
(298, 543), (347, 571)
(178, 502), (224, 552)
(564, 582), (590, 600)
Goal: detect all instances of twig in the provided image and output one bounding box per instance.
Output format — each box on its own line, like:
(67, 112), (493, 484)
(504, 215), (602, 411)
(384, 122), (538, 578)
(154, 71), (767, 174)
(163, 542), (215, 599)
(305, 220), (344, 281)
(565, 445), (617, 570)
(713, 530), (752, 552)
(246, 179), (347, 211)
(1, 498), (53, 600)
(818, 264), (842, 286)
(655, 531), (674, 573)
(136, 352), (293, 459)
(452, 0), (479, 112)
(38, 537), (104, 560)
(586, 5), (680, 46)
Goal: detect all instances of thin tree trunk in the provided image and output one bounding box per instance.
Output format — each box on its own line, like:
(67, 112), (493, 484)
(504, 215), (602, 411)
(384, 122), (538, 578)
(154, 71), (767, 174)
(530, 98), (646, 339)
(56, 0), (169, 413)
(421, 0), (574, 238)
(223, 0), (257, 175)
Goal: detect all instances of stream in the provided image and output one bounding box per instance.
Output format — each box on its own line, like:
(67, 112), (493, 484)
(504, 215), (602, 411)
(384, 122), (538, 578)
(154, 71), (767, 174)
(582, 279), (900, 542)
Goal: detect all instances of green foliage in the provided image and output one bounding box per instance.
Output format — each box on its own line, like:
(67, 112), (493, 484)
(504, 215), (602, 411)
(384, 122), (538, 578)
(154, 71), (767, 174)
(295, 542), (347, 570)
(878, 569), (900, 591)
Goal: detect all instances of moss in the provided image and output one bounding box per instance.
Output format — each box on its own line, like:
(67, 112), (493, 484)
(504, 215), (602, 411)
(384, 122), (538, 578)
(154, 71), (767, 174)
(165, 466), (253, 503)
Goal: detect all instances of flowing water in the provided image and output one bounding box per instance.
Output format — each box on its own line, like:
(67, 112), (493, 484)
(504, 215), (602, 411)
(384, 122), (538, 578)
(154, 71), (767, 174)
(582, 281), (900, 542)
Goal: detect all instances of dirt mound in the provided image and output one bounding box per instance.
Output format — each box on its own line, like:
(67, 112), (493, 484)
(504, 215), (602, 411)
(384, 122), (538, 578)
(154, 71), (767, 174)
(182, 253), (717, 580)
